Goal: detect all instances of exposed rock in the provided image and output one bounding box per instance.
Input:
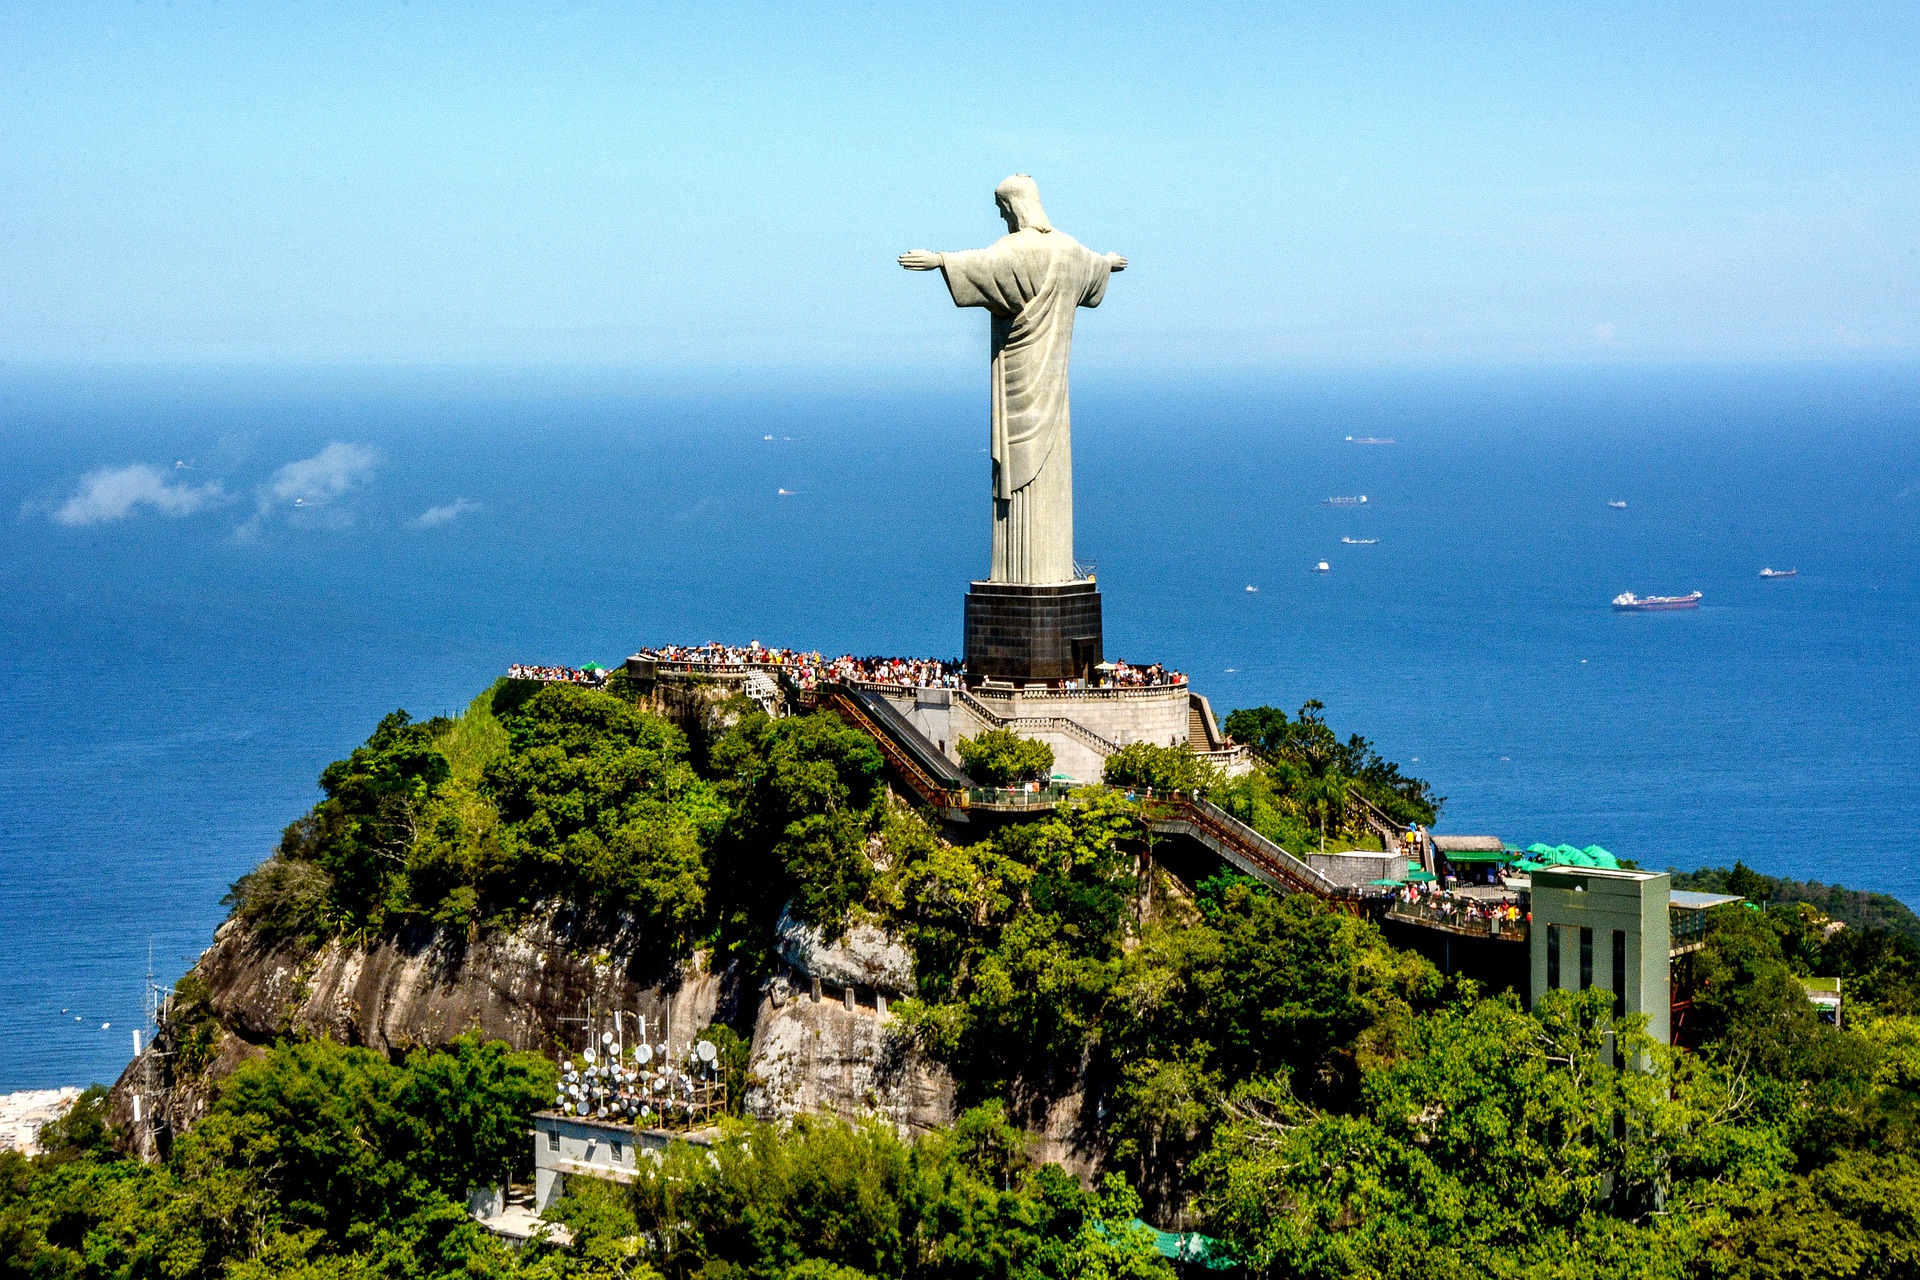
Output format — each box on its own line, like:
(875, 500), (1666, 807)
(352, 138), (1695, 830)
(775, 907), (915, 995)
(743, 990), (956, 1138)
(110, 904), (738, 1149)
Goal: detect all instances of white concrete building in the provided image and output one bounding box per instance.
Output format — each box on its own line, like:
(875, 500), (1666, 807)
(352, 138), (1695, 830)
(1529, 866), (1673, 1045)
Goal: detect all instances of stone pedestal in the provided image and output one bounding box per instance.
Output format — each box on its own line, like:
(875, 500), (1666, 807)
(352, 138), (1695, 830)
(963, 580), (1103, 683)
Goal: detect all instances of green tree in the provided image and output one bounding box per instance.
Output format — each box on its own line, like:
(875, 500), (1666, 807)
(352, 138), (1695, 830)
(625, 1110), (1171, 1280)
(1198, 991), (1785, 1280)
(893, 790), (1141, 1097)
(708, 710), (886, 939)
(1101, 742), (1218, 794)
(483, 684), (724, 934)
(958, 728), (1056, 787)
(266, 709), (454, 933)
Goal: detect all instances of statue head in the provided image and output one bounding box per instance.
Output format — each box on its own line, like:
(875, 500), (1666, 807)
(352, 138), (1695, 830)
(994, 175), (1053, 234)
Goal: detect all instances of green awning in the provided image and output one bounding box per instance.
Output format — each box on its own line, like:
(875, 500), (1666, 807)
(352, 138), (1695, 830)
(1442, 850), (1515, 864)
(1369, 877), (1406, 886)
(1131, 1220), (1233, 1269)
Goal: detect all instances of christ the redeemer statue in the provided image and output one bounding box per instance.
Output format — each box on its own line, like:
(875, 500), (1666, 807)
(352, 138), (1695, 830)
(900, 175), (1126, 585)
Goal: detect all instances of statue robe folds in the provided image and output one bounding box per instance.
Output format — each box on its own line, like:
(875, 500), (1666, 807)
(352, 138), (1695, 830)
(939, 228), (1113, 584)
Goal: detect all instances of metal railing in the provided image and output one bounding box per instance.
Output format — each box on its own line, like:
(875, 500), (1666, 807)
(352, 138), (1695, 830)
(1142, 793), (1339, 898)
(1670, 907), (1710, 945)
(1386, 898), (1528, 940)
(966, 784), (1076, 809)
(819, 686), (964, 815)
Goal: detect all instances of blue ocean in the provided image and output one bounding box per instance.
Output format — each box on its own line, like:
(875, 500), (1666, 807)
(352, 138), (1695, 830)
(3, 362), (1917, 1089)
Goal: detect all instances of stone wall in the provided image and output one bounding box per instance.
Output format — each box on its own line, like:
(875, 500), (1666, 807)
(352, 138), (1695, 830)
(874, 683), (1192, 784)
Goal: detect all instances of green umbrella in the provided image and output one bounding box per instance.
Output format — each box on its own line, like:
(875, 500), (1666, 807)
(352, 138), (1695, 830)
(1369, 877), (1405, 886)
(1406, 869), (1438, 883)
(1512, 859), (1547, 872)
(581, 663), (605, 672)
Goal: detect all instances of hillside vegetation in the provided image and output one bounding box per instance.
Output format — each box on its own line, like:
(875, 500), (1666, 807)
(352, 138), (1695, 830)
(10, 680), (1920, 1278)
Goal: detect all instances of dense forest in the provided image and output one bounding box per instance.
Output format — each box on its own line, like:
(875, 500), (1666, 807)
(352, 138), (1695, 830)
(7, 679), (1920, 1279)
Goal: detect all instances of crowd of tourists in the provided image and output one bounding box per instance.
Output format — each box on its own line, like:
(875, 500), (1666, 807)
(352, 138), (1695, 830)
(1391, 882), (1527, 931)
(637, 643), (962, 689)
(632, 641), (1185, 690)
(507, 664), (607, 686)
(1102, 660), (1184, 688)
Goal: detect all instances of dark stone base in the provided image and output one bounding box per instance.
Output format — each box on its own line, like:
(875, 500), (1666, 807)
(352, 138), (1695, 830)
(964, 580), (1103, 683)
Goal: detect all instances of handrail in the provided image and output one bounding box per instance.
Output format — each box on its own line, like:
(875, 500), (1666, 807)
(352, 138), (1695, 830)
(1386, 899), (1527, 941)
(820, 687), (965, 814)
(1140, 794), (1339, 898)
(966, 682), (1189, 701)
(949, 687), (1125, 759)
(1346, 792), (1409, 854)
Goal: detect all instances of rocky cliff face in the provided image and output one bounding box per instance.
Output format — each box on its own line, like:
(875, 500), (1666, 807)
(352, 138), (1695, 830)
(744, 978), (957, 1137)
(111, 904), (739, 1147)
(111, 901), (975, 1156)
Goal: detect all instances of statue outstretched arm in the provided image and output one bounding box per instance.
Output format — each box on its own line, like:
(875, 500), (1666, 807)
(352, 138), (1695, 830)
(1106, 253), (1128, 272)
(898, 250), (942, 270)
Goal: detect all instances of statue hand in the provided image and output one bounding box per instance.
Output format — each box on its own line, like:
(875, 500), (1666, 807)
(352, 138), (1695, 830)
(1106, 253), (1128, 272)
(898, 250), (942, 271)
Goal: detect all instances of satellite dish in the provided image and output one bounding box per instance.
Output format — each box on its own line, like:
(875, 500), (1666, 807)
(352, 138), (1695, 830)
(575, 1101), (588, 1116)
(636, 1044), (653, 1065)
(696, 1040), (717, 1063)
(583, 1048), (597, 1064)
(641, 1105), (652, 1118)
(601, 1031), (614, 1045)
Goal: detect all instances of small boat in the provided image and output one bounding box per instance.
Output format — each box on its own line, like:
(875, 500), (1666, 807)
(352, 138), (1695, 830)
(1759, 567), (1798, 578)
(1324, 495), (1368, 506)
(1314, 561), (1331, 573)
(1612, 591), (1702, 611)
(1340, 537), (1378, 545)
(1607, 500), (1628, 510)
(1244, 585), (1259, 593)
(1345, 436), (1396, 445)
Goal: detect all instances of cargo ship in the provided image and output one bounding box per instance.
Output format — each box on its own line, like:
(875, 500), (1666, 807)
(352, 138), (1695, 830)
(1612, 591), (1702, 611)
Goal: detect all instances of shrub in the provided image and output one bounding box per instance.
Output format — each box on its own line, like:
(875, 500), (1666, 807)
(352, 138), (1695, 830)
(956, 728), (1055, 786)
(1102, 740), (1218, 793)
(223, 857), (335, 945)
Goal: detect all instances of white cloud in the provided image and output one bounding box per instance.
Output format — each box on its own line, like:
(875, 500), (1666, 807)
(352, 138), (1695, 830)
(412, 498), (479, 528)
(267, 442), (379, 507)
(240, 442), (379, 535)
(48, 464), (225, 526)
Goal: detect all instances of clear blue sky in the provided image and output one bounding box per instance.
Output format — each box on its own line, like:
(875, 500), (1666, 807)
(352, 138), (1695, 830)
(2, 2), (1916, 370)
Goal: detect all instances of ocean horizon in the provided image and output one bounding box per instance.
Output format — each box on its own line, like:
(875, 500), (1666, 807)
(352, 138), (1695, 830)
(3, 359), (1917, 1090)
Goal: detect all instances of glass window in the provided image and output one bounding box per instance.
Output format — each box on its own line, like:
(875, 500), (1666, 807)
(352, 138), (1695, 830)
(1547, 924), (1562, 990)
(1580, 926), (1594, 991)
